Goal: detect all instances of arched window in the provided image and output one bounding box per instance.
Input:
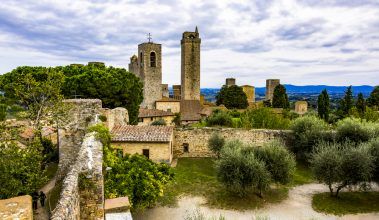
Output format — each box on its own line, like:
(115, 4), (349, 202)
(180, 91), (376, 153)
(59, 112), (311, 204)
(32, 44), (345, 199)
(140, 52), (143, 66)
(150, 51), (156, 67)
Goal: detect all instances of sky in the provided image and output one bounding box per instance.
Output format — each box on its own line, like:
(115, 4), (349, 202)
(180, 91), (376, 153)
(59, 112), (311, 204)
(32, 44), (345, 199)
(0, 0), (379, 88)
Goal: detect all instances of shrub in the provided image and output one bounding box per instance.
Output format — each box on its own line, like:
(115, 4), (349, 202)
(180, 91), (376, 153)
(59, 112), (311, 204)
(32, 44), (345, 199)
(0, 104), (7, 121)
(310, 141), (374, 197)
(240, 108), (290, 129)
(367, 138), (379, 183)
(98, 114), (107, 122)
(206, 110), (233, 127)
(253, 140), (296, 185)
(290, 116), (329, 160)
(172, 113), (181, 126)
(208, 133), (225, 158)
(335, 118), (373, 144)
(151, 119), (166, 126)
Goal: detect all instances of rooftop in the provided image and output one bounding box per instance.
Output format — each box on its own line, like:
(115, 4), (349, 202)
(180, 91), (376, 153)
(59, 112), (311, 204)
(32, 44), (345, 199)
(111, 125), (173, 142)
(138, 108), (174, 118)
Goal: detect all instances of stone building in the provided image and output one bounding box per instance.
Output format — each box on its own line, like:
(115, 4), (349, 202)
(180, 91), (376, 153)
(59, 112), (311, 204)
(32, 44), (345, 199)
(173, 85), (182, 100)
(128, 55), (139, 77)
(266, 79), (280, 102)
(295, 101), (308, 115)
(181, 27), (201, 101)
(156, 97), (181, 113)
(138, 108), (175, 125)
(161, 84), (169, 98)
(111, 125), (174, 164)
(225, 78), (236, 87)
(242, 85), (255, 103)
(138, 42), (162, 109)
(180, 100), (202, 124)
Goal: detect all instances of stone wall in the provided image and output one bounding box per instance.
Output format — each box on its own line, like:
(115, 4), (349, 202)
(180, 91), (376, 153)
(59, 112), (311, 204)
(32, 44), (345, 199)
(102, 107), (129, 131)
(0, 195), (32, 220)
(174, 127), (290, 157)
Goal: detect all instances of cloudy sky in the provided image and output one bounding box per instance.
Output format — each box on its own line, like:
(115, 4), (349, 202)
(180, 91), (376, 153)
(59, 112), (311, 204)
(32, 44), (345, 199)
(0, 0), (378, 87)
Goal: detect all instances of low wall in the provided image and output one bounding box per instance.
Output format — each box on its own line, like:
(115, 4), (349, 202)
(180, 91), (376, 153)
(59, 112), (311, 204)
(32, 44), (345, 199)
(174, 127), (290, 157)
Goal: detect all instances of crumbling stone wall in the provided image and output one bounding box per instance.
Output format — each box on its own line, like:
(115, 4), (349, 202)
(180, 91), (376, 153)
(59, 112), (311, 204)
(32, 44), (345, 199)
(101, 107), (129, 131)
(174, 127), (290, 157)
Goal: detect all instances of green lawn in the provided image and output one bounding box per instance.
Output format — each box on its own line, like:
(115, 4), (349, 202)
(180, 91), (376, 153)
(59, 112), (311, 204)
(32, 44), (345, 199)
(290, 161), (315, 186)
(159, 158), (289, 210)
(312, 192), (379, 215)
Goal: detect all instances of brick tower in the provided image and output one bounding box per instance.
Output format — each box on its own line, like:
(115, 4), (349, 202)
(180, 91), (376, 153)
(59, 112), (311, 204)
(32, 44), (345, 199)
(181, 26), (201, 101)
(138, 41), (162, 109)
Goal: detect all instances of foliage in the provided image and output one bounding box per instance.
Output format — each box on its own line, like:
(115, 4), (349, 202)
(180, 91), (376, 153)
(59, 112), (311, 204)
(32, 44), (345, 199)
(208, 133), (225, 158)
(151, 119), (166, 126)
(317, 89), (330, 121)
(98, 115), (107, 122)
(240, 108), (290, 129)
(290, 116), (329, 160)
(206, 110), (233, 127)
(0, 103), (7, 121)
(367, 138), (379, 183)
(337, 86), (354, 118)
(367, 86), (379, 107)
(356, 92), (366, 116)
(272, 84), (289, 109)
(335, 118), (373, 144)
(41, 138), (58, 164)
(215, 85), (248, 109)
(172, 113), (181, 126)
(252, 140), (296, 185)
(184, 209), (226, 220)
(60, 65), (143, 124)
(312, 192), (379, 215)
(87, 124), (112, 146)
(310, 141), (374, 197)
(0, 139), (47, 199)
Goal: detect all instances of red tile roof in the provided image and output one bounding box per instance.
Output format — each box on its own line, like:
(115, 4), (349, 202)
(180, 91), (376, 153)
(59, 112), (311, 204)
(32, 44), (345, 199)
(111, 125), (173, 142)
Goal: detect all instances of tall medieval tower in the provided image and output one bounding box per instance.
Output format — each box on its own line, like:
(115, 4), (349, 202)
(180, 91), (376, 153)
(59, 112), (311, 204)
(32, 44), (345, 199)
(181, 27), (201, 101)
(138, 42), (162, 109)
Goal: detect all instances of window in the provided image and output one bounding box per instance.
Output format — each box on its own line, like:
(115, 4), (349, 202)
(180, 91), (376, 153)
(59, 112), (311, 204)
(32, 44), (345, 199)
(143, 149), (150, 159)
(183, 143), (189, 153)
(116, 149), (123, 158)
(150, 51), (156, 67)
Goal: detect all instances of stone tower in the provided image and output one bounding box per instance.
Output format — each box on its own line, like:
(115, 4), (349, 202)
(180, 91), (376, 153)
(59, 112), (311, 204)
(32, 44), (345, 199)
(138, 42), (162, 109)
(181, 27), (201, 101)
(242, 85), (255, 103)
(128, 55), (139, 78)
(225, 78), (236, 87)
(265, 79), (280, 102)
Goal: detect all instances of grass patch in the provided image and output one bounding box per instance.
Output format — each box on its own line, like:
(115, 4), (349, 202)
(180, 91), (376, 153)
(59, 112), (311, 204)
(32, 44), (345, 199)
(312, 192), (379, 215)
(44, 163), (58, 180)
(46, 180), (62, 213)
(290, 161), (314, 186)
(159, 158), (288, 210)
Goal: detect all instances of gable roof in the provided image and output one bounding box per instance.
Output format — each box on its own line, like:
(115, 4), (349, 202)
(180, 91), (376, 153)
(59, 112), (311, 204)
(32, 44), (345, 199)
(138, 108), (174, 118)
(180, 100), (202, 121)
(111, 125), (173, 142)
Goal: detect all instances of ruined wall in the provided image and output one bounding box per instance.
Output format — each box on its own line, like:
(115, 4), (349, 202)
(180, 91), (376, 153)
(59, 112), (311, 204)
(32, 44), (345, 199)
(174, 127), (290, 157)
(0, 195), (32, 220)
(102, 107), (129, 131)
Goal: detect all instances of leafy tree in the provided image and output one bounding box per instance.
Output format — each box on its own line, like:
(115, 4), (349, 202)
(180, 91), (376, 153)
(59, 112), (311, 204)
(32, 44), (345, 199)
(60, 65), (143, 124)
(252, 140), (296, 185)
(216, 85), (248, 109)
(290, 116), (330, 160)
(241, 108), (290, 129)
(216, 141), (271, 197)
(335, 118), (372, 144)
(317, 89), (330, 121)
(0, 104), (7, 121)
(338, 86), (354, 117)
(367, 138), (379, 183)
(367, 86), (379, 107)
(206, 110), (233, 127)
(310, 141), (373, 197)
(208, 133), (225, 158)
(272, 84), (289, 109)
(356, 92), (366, 116)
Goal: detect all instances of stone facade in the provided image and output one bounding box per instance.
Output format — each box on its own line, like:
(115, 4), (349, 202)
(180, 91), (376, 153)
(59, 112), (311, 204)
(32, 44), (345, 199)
(173, 127), (290, 157)
(225, 78), (236, 87)
(242, 85), (255, 103)
(139, 42), (162, 109)
(265, 79), (280, 101)
(295, 101), (308, 115)
(173, 85), (181, 100)
(113, 142), (173, 164)
(181, 27), (201, 101)
(128, 55), (139, 78)
(102, 107), (129, 131)
(161, 84), (169, 98)
(156, 100), (181, 113)
(0, 195), (32, 220)
(138, 115), (175, 126)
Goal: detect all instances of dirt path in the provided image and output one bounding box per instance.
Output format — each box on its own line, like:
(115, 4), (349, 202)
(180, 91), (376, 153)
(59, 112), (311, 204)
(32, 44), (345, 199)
(34, 176), (57, 220)
(133, 183), (379, 220)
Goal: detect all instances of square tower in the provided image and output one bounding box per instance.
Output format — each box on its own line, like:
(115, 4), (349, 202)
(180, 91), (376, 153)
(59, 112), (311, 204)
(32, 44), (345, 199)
(128, 55), (139, 78)
(265, 79), (280, 102)
(181, 27), (201, 101)
(138, 42), (162, 109)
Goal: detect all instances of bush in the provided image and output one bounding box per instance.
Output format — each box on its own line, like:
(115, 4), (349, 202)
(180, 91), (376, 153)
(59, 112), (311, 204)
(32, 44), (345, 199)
(151, 119), (166, 126)
(217, 143), (271, 197)
(241, 108), (290, 129)
(0, 104), (7, 121)
(206, 110), (233, 127)
(208, 133), (225, 158)
(367, 138), (379, 183)
(253, 140), (296, 185)
(290, 116), (330, 160)
(335, 118), (373, 144)
(310, 141), (374, 197)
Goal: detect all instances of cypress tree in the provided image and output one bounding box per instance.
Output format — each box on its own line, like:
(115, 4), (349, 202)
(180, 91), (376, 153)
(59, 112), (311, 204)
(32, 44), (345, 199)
(339, 86), (354, 117)
(356, 92), (366, 115)
(317, 89), (330, 121)
(272, 84), (289, 109)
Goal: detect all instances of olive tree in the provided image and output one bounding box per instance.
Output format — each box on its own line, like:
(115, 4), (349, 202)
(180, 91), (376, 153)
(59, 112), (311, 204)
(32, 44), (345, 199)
(208, 133), (225, 158)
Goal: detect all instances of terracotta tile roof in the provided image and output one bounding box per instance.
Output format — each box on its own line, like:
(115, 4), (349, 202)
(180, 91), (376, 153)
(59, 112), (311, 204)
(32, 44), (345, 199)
(180, 100), (202, 121)
(138, 108), (174, 118)
(111, 125), (173, 142)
